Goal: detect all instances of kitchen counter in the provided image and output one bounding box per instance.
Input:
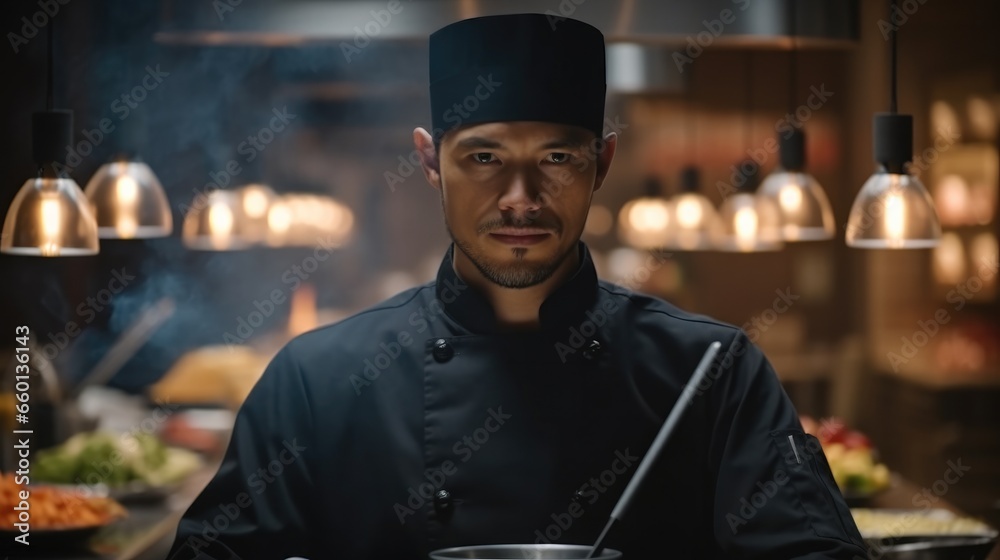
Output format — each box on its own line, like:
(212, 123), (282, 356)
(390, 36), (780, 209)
(8, 468), (994, 559)
(869, 477), (1000, 560)
(3, 464), (218, 560)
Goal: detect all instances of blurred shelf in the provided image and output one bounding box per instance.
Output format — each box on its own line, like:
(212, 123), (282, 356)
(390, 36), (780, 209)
(879, 364), (1000, 389)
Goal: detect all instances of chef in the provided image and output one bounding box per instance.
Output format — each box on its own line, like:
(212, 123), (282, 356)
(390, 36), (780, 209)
(168, 13), (868, 560)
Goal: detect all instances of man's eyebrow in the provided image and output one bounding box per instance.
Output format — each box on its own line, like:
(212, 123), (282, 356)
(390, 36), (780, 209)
(540, 134), (590, 150)
(455, 137), (503, 150)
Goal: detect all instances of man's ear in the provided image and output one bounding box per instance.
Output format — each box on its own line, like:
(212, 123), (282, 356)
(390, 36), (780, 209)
(593, 132), (618, 193)
(413, 127), (442, 190)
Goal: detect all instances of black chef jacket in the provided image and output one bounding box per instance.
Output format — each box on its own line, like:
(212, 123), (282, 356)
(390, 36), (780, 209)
(167, 242), (868, 560)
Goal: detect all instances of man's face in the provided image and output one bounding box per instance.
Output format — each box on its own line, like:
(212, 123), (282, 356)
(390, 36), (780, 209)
(415, 121), (616, 289)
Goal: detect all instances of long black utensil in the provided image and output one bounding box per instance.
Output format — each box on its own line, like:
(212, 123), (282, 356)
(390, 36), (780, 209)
(587, 340), (723, 558)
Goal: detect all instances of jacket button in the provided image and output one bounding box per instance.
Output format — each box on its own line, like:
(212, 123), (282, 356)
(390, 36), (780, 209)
(582, 339), (602, 361)
(434, 489), (453, 511)
(432, 339), (454, 363)
(572, 489), (587, 504)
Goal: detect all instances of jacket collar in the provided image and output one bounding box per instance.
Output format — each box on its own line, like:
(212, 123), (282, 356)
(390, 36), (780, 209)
(434, 241), (599, 335)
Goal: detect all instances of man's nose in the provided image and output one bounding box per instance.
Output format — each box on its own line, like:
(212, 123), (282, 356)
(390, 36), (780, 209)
(498, 174), (543, 215)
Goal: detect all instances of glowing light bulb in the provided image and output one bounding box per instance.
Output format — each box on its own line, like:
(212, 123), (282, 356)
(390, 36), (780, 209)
(734, 206), (758, 239)
(778, 184), (803, 213)
(675, 196), (703, 229)
(629, 201), (669, 232)
(268, 203), (291, 234)
(885, 190), (906, 248)
(115, 175), (140, 238)
(208, 202), (234, 248)
(39, 196), (62, 256)
(116, 175), (138, 204)
(242, 186), (270, 219)
(40, 197), (60, 238)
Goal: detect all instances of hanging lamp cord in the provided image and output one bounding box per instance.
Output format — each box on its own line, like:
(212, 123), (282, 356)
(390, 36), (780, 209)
(889, 0), (898, 114)
(743, 51), (753, 154)
(684, 63), (698, 167)
(684, 65), (693, 164)
(787, 0), (798, 114)
(46, 11), (54, 111)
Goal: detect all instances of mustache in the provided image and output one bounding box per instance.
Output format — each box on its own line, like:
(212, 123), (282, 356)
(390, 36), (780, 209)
(477, 215), (561, 235)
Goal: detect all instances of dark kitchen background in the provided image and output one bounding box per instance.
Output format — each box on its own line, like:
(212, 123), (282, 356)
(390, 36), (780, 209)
(0, 0), (999, 558)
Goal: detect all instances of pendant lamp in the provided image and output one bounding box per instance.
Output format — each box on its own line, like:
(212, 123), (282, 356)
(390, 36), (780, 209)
(758, 0), (835, 241)
(667, 167), (721, 250)
(665, 66), (721, 251)
(237, 183), (277, 244)
(617, 177), (672, 250)
(845, 0), (940, 249)
(1, 18), (98, 256)
(85, 156), (172, 239)
(717, 160), (784, 252)
(182, 189), (251, 251)
(715, 53), (784, 252)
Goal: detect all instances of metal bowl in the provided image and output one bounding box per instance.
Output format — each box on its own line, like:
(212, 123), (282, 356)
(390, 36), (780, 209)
(428, 544), (623, 559)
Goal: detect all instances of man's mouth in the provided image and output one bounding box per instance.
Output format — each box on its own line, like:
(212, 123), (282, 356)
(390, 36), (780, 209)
(487, 228), (553, 246)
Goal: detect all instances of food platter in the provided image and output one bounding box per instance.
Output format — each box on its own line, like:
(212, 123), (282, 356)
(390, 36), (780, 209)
(38, 479), (185, 504)
(799, 416), (892, 500)
(31, 430), (204, 503)
(853, 508), (999, 560)
(0, 475), (127, 551)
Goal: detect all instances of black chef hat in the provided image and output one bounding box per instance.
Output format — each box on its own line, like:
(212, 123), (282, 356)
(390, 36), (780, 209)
(428, 14), (606, 144)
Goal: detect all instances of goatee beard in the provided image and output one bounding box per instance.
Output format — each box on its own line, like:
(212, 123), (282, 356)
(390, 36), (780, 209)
(451, 236), (575, 289)
(441, 192), (574, 289)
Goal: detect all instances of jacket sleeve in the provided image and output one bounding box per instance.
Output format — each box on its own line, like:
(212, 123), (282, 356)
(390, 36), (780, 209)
(709, 332), (869, 559)
(167, 345), (319, 560)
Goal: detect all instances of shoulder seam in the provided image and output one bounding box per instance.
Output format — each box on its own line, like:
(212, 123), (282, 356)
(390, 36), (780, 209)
(597, 284), (742, 332)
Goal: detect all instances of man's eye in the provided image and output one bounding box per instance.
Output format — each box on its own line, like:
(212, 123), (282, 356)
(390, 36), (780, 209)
(545, 153), (571, 164)
(472, 153), (497, 164)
